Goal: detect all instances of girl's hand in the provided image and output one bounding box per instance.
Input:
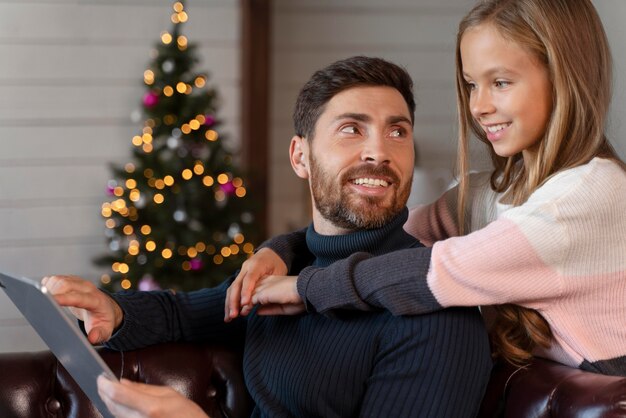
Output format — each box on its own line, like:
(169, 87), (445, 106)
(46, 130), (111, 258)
(224, 248), (288, 322)
(97, 376), (209, 418)
(252, 275), (305, 316)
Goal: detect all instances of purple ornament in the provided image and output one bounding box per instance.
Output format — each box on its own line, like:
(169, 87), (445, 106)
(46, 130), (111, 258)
(204, 114), (215, 126)
(220, 181), (236, 195)
(106, 184), (115, 196)
(143, 91), (159, 108)
(138, 275), (161, 291)
(190, 258), (203, 271)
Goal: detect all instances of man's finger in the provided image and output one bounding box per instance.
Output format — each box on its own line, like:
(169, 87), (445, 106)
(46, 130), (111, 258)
(120, 378), (172, 396)
(87, 327), (110, 345)
(52, 291), (99, 311)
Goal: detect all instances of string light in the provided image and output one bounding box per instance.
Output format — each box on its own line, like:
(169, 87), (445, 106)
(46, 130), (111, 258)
(202, 176), (214, 187)
(176, 82), (186, 94)
(162, 248), (173, 259)
(205, 130), (218, 141)
(140, 225), (152, 235)
(144, 70), (155, 85)
(193, 162), (204, 175)
(217, 173), (229, 184)
(153, 193), (164, 204)
(125, 179), (137, 189)
(129, 189), (141, 202)
(121, 279), (132, 290)
(163, 86), (174, 97)
(182, 169), (193, 180)
(161, 32), (172, 44)
(146, 241), (156, 251)
(164, 175), (175, 186)
(194, 77), (206, 88)
(124, 163), (135, 173)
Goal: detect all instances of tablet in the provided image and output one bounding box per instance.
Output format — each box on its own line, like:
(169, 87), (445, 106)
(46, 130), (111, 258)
(0, 272), (116, 418)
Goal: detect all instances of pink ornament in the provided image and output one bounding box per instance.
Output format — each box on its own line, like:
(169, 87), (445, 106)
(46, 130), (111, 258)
(143, 91), (159, 108)
(204, 114), (215, 126)
(220, 181), (236, 195)
(138, 275), (161, 291)
(190, 258), (203, 271)
(106, 184), (116, 196)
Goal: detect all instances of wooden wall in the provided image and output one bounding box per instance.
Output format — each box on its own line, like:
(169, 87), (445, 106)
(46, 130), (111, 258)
(0, 0), (241, 352)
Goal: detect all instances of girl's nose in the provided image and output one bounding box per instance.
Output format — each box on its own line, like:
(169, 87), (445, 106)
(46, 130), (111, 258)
(470, 88), (495, 119)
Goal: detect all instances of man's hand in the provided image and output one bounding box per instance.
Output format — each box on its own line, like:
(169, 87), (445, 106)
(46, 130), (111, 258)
(251, 275), (305, 316)
(97, 376), (209, 418)
(41, 275), (123, 345)
(224, 248), (288, 322)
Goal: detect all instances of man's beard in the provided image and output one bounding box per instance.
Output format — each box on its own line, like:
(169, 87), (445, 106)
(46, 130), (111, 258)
(309, 154), (411, 230)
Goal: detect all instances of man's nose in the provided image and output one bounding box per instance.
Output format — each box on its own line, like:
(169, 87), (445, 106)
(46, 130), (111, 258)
(470, 88), (495, 119)
(361, 135), (391, 164)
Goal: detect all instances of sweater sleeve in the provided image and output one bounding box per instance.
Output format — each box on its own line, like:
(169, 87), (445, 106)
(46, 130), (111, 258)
(257, 227), (310, 274)
(297, 199), (568, 315)
(105, 277), (247, 351)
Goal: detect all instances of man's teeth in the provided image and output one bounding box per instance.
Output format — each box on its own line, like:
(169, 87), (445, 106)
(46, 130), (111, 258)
(486, 123), (510, 133)
(353, 178), (389, 187)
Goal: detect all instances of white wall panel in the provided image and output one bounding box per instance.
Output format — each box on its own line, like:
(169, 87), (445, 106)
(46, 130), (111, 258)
(0, 0), (241, 352)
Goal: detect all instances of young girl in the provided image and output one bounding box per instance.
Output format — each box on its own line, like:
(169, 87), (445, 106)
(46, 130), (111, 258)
(227, 0), (626, 376)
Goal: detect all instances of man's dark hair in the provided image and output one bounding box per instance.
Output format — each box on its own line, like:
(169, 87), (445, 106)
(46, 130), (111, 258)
(293, 56), (415, 140)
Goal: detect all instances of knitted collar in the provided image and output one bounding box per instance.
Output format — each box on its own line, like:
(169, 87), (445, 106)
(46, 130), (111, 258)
(305, 207), (417, 268)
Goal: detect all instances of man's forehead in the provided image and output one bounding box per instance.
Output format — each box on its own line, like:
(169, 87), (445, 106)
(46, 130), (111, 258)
(321, 86), (412, 122)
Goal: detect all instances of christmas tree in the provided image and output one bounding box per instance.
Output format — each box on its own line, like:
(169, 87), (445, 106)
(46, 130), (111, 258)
(96, 1), (258, 292)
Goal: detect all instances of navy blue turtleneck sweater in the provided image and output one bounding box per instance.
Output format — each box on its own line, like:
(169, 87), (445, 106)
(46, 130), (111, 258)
(108, 209), (492, 417)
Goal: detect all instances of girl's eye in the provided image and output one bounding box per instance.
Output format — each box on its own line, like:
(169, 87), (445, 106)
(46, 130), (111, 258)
(495, 80), (510, 88)
(340, 125), (359, 134)
(465, 81), (476, 91)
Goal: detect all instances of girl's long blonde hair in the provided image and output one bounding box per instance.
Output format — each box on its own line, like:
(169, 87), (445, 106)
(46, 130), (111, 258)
(454, 0), (626, 366)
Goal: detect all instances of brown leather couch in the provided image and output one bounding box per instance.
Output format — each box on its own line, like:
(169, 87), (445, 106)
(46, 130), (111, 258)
(0, 342), (625, 418)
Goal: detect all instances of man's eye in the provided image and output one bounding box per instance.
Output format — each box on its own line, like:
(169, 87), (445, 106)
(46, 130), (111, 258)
(340, 125), (359, 134)
(389, 128), (404, 138)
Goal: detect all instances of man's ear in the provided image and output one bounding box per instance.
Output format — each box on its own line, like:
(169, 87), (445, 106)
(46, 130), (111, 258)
(289, 135), (310, 179)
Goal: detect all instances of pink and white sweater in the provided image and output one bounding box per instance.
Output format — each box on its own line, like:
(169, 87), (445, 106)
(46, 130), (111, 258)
(293, 158), (626, 375)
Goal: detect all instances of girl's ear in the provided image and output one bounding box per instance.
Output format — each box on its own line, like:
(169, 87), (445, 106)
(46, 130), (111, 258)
(289, 135), (310, 179)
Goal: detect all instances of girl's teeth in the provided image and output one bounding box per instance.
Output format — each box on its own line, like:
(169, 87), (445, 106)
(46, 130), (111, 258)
(486, 123), (510, 133)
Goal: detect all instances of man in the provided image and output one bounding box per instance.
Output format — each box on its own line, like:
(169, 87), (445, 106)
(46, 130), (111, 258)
(45, 56), (492, 418)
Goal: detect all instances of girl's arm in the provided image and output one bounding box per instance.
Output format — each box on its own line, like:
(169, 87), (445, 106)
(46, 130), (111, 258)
(297, 208), (566, 315)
